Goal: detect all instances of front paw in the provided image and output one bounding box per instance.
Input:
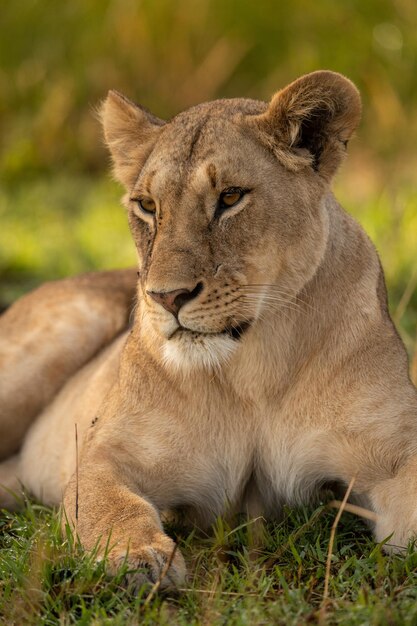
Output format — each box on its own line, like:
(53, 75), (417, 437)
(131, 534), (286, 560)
(106, 532), (186, 592)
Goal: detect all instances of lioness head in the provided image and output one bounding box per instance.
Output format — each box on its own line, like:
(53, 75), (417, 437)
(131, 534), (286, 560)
(100, 71), (361, 371)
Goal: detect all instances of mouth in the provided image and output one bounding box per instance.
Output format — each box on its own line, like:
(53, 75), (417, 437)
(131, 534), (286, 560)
(169, 320), (252, 341)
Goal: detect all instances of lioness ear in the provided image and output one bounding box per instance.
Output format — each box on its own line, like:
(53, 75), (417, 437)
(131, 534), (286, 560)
(249, 71), (361, 180)
(100, 90), (165, 189)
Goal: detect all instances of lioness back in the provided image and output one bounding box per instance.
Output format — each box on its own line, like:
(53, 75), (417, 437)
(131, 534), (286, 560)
(0, 269), (136, 461)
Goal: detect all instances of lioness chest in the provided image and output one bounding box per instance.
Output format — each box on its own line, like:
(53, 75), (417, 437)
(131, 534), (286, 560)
(19, 337), (331, 520)
(100, 397), (329, 527)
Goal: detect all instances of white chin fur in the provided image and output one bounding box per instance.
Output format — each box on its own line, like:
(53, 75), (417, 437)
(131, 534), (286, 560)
(162, 332), (237, 373)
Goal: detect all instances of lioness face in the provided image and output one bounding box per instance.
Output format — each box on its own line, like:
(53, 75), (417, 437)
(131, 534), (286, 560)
(128, 110), (328, 371)
(101, 73), (361, 370)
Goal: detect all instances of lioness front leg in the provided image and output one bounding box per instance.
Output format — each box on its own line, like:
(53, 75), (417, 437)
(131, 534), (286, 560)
(322, 427), (417, 552)
(366, 455), (417, 551)
(63, 453), (186, 591)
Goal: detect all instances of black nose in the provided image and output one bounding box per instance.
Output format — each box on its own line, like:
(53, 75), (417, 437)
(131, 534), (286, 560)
(147, 282), (203, 317)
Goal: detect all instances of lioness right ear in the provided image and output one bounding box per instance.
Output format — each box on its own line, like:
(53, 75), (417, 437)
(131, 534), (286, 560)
(100, 91), (165, 189)
(248, 71), (361, 180)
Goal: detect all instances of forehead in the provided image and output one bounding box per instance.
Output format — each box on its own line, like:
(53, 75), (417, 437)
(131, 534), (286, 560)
(136, 99), (267, 193)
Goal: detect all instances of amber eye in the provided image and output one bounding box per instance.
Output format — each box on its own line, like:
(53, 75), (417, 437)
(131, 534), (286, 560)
(216, 188), (248, 218)
(220, 190), (242, 207)
(137, 197), (156, 215)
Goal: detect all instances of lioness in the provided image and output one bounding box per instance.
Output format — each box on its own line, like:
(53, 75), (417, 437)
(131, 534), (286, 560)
(1, 71), (417, 590)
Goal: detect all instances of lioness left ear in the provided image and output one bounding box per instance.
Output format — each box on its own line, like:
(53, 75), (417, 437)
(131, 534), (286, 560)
(100, 91), (165, 189)
(249, 71), (361, 180)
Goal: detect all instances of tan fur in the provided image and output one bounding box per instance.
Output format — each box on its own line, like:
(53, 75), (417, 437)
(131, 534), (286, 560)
(0, 269), (136, 460)
(1, 71), (417, 589)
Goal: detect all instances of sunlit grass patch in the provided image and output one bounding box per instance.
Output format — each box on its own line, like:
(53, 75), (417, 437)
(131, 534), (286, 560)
(336, 181), (417, 350)
(3, 502), (417, 624)
(0, 176), (135, 303)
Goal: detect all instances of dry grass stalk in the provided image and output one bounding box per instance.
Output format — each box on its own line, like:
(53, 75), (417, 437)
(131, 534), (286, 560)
(143, 544), (178, 607)
(179, 588), (261, 597)
(177, 36), (250, 107)
(319, 475), (357, 624)
(327, 499), (377, 522)
(394, 266), (417, 326)
(75, 423), (79, 528)
(411, 331), (417, 387)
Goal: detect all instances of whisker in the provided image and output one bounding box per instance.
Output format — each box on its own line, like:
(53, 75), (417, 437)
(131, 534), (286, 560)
(238, 286), (319, 315)
(238, 295), (303, 316)
(243, 294), (303, 308)
(240, 282), (316, 302)
(238, 301), (295, 328)
(240, 284), (319, 313)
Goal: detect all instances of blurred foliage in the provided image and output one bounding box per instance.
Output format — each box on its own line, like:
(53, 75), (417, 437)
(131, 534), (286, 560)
(1, 0), (417, 179)
(0, 177), (135, 301)
(1, 0), (416, 345)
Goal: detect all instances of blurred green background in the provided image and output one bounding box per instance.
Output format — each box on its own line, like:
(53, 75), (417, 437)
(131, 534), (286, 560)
(1, 0), (416, 351)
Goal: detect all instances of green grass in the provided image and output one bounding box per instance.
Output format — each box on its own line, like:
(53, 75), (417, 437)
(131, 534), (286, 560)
(3, 501), (417, 624)
(0, 176), (135, 305)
